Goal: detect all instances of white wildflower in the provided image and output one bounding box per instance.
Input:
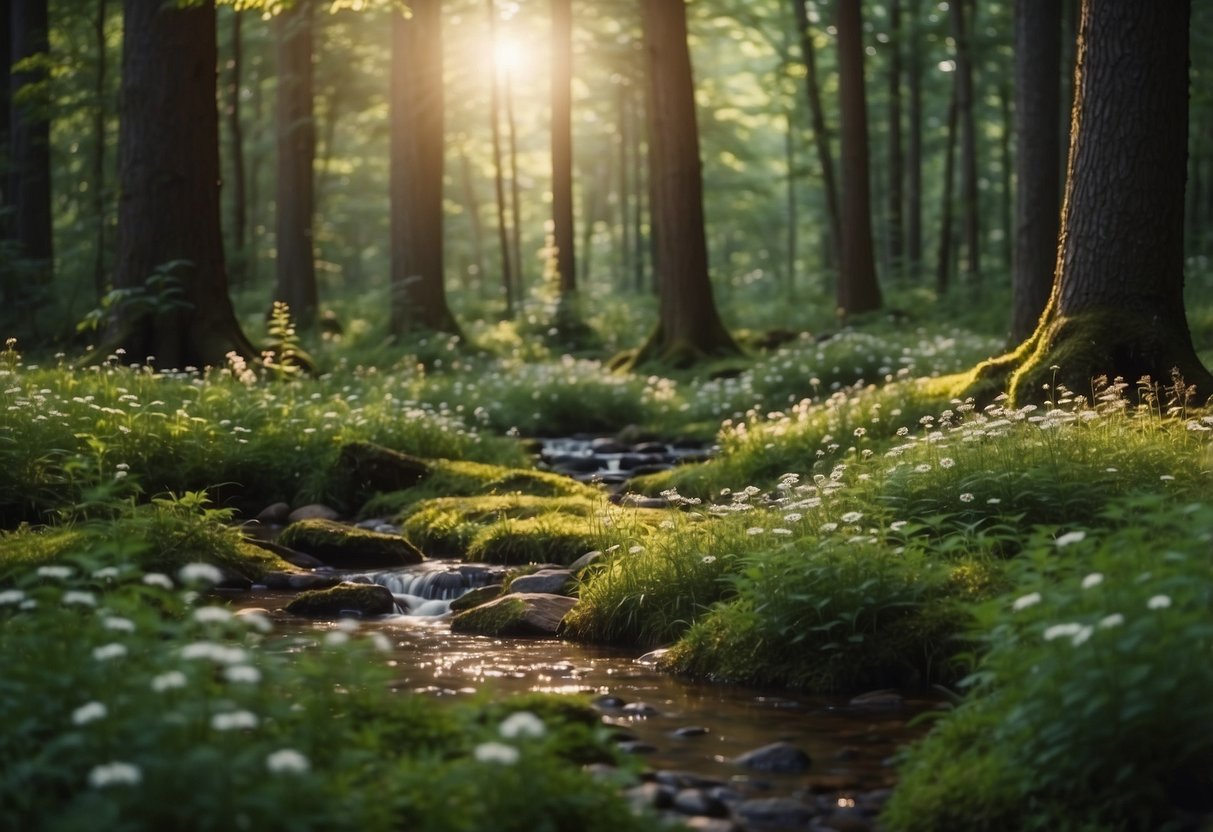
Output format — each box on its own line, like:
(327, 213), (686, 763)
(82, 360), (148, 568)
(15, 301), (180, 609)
(178, 563), (223, 586)
(63, 591), (97, 607)
(193, 606), (233, 624)
(474, 741), (520, 765)
(36, 565), (73, 579)
(1043, 622), (1083, 641)
(142, 573), (174, 590)
(72, 701), (108, 725)
(102, 616), (135, 633)
(224, 665), (261, 684)
(1081, 573), (1104, 590)
(93, 643), (127, 662)
(88, 761), (141, 788)
(1147, 595), (1172, 610)
(1071, 625), (1094, 647)
(1055, 531), (1087, 547)
(500, 711), (546, 739)
(1012, 592), (1042, 612)
(266, 749), (310, 775)
(211, 710), (258, 731)
(841, 511), (864, 524)
(0, 589), (25, 605)
(1098, 613), (1124, 629)
(151, 671), (187, 692)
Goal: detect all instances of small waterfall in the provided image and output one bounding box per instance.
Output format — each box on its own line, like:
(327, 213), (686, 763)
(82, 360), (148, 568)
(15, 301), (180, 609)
(347, 561), (506, 618)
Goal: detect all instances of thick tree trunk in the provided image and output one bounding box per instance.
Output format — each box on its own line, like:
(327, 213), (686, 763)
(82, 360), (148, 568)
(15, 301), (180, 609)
(791, 0), (840, 267)
(505, 71), (524, 296)
(969, 0), (1213, 405)
(486, 0), (514, 318)
(226, 8), (248, 288)
(1010, 0), (1061, 343)
(105, 0), (255, 370)
(274, 0), (319, 328)
(885, 0), (904, 282)
(550, 0), (576, 300)
(91, 0), (109, 300)
(834, 0), (881, 315)
(784, 107), (798, 302)
(950, 0), (980, 283)
(631, 0), (739, 368)
(389, 0), (460, 336)
(936, 85), (958, 295)
(905, 3), (923, 280)
(457, 142), (486, 294)
(6, 0), (54, 295)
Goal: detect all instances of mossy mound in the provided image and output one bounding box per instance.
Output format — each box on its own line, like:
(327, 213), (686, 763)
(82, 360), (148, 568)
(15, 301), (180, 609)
(467, 515), (600, 566)
(359, 458), (600, 521)
(400, 494), (599, 559)
(448, 584), (503, 613)
(449, 593), (577, 637)
(278, 519), (423, 568)
(285, 581), (397, 619)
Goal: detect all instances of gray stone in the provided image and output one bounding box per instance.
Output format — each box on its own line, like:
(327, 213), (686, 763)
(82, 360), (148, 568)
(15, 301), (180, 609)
(819, 808), (873, 832)
(254, 501), (291, 524)
(653, 771), (727, 791)
(590, 437), (628, 454)
(673, 789), (729, 818)
(287, 503), (340, 523)
(681, 818), (741, 832)
(508, 568), (575, 596)
(848, 689), (904, 710)
(734, 741), (812, 774)
(625, 782), (674, 811)
(622, 701), (661, 718)
(449, 592), (577, 637)
(671, 725), (710, 738)
(736, 797), (818, 827)
(262, 571), (342, 591)
(568, 550), (604, 572)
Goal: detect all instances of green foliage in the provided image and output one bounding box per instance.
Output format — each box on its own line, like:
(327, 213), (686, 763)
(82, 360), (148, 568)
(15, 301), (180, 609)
(77, 264), (192, 334)
(400, 494), (598, 561)
(0, 548), (660, 832)
(884, 498), (1213, 831)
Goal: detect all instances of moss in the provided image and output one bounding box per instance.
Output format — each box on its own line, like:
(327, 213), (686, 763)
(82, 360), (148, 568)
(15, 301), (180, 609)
(0, 526), (86, 582)
(285, 581), (397, 619)
(278, 519), (423, 568)
(400, 495), (599, 559)
(466, 515), (600, 566)
(449, 595), (528, 636)
(448, 583), (503, 612)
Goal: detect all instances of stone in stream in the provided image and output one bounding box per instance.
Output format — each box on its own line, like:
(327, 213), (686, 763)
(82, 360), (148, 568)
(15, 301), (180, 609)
(652, 771), (728, 791)
(448, 584), (502, 613)
(734, 741), (812, 774)
(681, 818), (742, 832)
(287, 503), (341, 523)
(285, 581), (396, 619)
(508, 568), (575, 596)
(818, 807), (875, 832)
(448, 592), (577, 637)
(848, 689), (905, 710)
(621, 701), (661, 718)
(625, 782), (674, 811)
(735, 796), (819, 828)
(278, 519), (423, 569)
(262, 571), (342, 592)
(672, 788), (729, 818)
(254, 501), (291, 524)
(670, 725), (710, 738)
(590, 437), (628, 454)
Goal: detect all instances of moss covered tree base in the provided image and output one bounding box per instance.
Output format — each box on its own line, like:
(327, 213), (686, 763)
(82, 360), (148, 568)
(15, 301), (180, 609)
(619, 322), (743, 372)
(278, 519), (424, 568)
(935, 309), (1213, 408)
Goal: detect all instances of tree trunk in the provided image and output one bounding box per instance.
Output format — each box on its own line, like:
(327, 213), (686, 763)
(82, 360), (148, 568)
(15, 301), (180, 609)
(834, 0), (881, 316)
(616, 82), (632, 292)
(105, 0), (256, 370)
(505, 70), (524, 297)
(6, 0), (54, 296)
(783, 107), (798, 302)
(968, 0), (1213, 405)
(791, 0), (840, 266)
(389, 0), (460, 336)
(226, 8), (248, 288)
(274, 0), (319, 328)
(91, 0), (109, 300)
(631, 85), (648, 294)
(950, 0), (980, 283)
(630, 0), (739, 368)
(486, 0), (514, 318)
(457, 141), (486, 294)
(936, 85), (958, 295)
(885, 0), (904, 282)
(550, 0), (576, 301)
(1010, 0), (1061, 343)
(904, 2), (923, 280)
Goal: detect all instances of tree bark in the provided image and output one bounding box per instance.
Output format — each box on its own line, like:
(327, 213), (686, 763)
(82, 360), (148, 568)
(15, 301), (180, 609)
(904, 2), (923, 279)
(6, 0), (54, 297)
(631, 0), (739, 368)
(486, 0), (514, 318)
(226, 8), (248, 288)
(885, 0), (904, 282)
(274, 0), (319, 328)
(968, 0), (1213, 405)
(1010, 0), (1061, 343)
(550, 0), (576, 300)
(389, 0), (460, 336)
(91, 0), (109, 300)
(834, 0), (881, 315)
(105, 0), (255, 370)
(936, 84), (958, 295)
(950, 0), (980, 283)
(505, 69), (524, 297)
(791, 0), (840, 266)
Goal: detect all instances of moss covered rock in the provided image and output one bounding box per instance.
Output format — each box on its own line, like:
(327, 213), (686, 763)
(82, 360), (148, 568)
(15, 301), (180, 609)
(467, 515), (600, 566)
(278, 519), (423, 569)
(400, 495), (599, 561)
(449, 593), (577, 637)
(448, 584), (503, 613)
(285, 581), (397, 619)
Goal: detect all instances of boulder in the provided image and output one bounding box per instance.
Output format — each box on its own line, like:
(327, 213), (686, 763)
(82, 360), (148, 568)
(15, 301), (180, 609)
(568, 550), (604, 573)
(285, 581), (396, 619)
(243, 536), (326, 569)
(278, 519), (423, 569)
(254, 502), (291, 524)
(735, 797), (818, 828)
(449, 593), (577, 637)
(448, 584), (503, 613)
(508, 568), (575, 596)
(733, 741), (812, 774)
(287, 503), (340, 523)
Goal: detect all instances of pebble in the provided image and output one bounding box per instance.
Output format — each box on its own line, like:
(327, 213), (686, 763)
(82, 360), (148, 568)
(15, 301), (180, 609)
(734, 741), (812, 774)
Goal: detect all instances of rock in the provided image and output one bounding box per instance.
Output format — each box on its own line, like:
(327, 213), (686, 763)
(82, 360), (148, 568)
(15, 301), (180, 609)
(254, 502), (291, 524)
(848, 689), (904, 710)
(819, 808), (873, 832)
(568, 550), (604, 572)
(671, 725), (710, 738)
(287, 504), (341, 523)
(681, 818), (742, 832)
(448, 584), (503, 613)
(590, 437), (628, 454)
(621, 701), (661, 718)
(551, 457), (603, 475)
(629, 463), (673, 477)
(625, 782), (674, 812)
(673, 789), (729, 818)
(508, 568), (575, 596)
(653, 771), (727, 791)
(636, 648), (669, 666)
(285, 581), (396, 619)
(609, 493), (670, 509)
(262, 571), (343, 591)
(336, 441), (432, 499)
(449, 593), (577, 637)
(632, 442), (669, 455)
(243, 536), (326, 569)
(593, 694), (626, 710)
(734, 741), (812, 774)
(735, 797), (818, 827)
(617, 739), (657, 755)
(278, 519), (424, 569)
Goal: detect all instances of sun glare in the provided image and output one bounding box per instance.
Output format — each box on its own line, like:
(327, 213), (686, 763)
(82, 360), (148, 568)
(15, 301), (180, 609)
(492, 37), (527, 79)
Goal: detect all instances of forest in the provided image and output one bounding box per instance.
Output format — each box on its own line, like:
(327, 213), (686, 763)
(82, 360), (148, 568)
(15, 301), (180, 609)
(2, 0), (1213, 830)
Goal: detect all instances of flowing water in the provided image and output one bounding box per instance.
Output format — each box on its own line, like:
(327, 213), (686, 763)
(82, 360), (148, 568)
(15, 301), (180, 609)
(234, 560), (942, 804)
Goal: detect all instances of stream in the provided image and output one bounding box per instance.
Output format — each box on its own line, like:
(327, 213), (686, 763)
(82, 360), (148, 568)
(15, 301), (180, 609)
(232, 558), (942, 831)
